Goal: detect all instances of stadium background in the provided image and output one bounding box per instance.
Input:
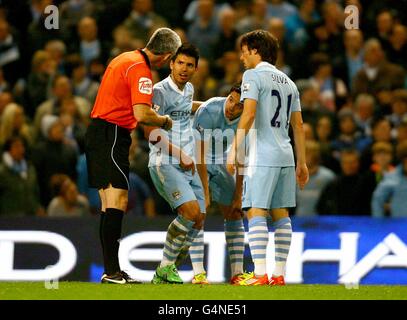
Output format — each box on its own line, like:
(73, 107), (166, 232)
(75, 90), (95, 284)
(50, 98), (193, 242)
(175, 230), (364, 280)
(0, 0), (406, 285)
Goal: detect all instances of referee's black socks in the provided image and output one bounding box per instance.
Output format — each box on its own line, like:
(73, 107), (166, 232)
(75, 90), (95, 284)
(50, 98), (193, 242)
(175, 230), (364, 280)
(102, 208), (124, 275)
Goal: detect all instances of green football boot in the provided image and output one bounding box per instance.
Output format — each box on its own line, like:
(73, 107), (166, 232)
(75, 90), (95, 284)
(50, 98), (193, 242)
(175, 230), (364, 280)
(151, 264), (183, 284)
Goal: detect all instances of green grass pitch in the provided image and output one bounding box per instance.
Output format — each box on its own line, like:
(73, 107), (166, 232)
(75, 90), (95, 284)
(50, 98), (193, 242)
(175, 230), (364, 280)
(0, 282), (406, 300)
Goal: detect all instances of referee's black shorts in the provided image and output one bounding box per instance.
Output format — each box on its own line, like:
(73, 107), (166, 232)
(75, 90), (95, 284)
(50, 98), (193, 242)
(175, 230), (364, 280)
(85, 118), (131, 190)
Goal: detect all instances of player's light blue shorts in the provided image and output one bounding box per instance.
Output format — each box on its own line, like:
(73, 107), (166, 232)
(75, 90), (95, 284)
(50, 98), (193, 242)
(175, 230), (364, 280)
(242, 166), (296, 210)
(149, 165), (206, 213)
(207, 164), (236, 206)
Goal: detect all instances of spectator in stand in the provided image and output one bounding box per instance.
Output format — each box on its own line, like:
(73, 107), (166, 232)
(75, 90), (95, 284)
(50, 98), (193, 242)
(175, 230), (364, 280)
(307, 1), (344, 60)
(315, 115), (340, 174)
(372, 140), (407, 217)
(0, 68), (10, 93)
(75, 17), (107, 67)
(59, 0), (96, 45)
(109, 26), (140, 60)
(331, 108), (370, 160)
(353, 93), (376, 137)
(34, 74), (90, 139)
(284, 0), (319, 50)
(387, 89), (407, 134)
(0, 136), (43, 216)
(296, 79), (332, 127)
(303, 122), (315, 141)
(308, 53), (348, 112)
(317, 149), (369, 215)
(375, 9), (394, 53)
(213, 7), (238, 62)
(387, 24), (407, 70)
(215, 51), (242, 97)
(0, 91), (12, 117)
(236, 0), (269, 36)
(32, 115), (78, 206)
(0, 18), (22, 86)
(122, 0), (168, 44)
(65, 55), (99, 105)
(396, 116), (407, 145)
(266, 0), (298, 21)
(334, 29), (364, 90)
(360, 117), (395, 171)
(26, 50), (56, 119)
(127, 172), (157, 218)
(360, 141), (395, 215)
(44, 40), (67, 75)
(352, 39), (405, 101)
(187, 0), (219, 62)
(0, 103), (34, 149)
(47, 173), (90, 217)
(189, 57), (217, 101)
(295, 140), (336, 216)
(27, 1), (60, 55)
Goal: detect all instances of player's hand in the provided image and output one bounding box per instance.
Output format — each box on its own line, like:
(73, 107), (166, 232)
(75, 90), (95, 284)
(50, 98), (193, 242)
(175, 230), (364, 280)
(161, 115), (173, 131)
(180, 151), (195, 175)
(296, 163), (309, 190)
(226, 149), (236, 175)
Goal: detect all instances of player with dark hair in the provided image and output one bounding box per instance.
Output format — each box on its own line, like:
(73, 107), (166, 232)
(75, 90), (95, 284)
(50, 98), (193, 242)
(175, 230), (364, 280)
(191, 83), (245, 284)
(143, 43), (206, 285)
(227, 30), (309, 286)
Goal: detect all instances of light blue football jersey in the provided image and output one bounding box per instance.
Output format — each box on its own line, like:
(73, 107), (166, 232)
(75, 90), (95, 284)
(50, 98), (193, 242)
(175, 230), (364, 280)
(193, 97), (240, 164)
(241, 62), (301, 167)
(148, 76), (195, 167)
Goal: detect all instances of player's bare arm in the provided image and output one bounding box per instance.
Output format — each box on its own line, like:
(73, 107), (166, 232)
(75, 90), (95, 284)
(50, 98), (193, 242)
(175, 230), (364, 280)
(192, 101), (204, 114)
(133, 104), (173, 130)
(227, 98), (257, 175)
(195, 139), (210, 208)
(143, 125), (195, 174)
(290, 111), (309, 190)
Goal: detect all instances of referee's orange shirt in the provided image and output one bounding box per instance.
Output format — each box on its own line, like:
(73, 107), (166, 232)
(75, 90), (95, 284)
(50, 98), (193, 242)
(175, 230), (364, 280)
(90, 50), (153, 130)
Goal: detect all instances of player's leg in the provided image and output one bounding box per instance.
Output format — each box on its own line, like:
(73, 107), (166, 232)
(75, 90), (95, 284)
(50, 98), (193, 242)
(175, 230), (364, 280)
(98, 189), (107, 275)
(149, 165), (204, 284)
(269, 208), (291, 286)
(268, 166), (296, 286)
(238, 167), (279, 286)
(220, 204), (245, 284)
(187, 171), (208, 284)
(210, 165), (245, 284)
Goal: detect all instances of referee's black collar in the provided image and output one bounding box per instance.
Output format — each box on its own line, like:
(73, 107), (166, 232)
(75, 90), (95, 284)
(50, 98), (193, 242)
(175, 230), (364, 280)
(138, 49), (151, 69)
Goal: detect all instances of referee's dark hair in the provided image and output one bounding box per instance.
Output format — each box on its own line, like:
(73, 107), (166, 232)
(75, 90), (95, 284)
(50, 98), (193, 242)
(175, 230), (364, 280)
(229, 82), (242, 95)
(240, 30), (279, 65)
(171, 43), (200, 67)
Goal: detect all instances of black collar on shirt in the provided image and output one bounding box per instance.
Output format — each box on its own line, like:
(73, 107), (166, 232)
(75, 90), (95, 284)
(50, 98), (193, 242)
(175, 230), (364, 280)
(138, 49), (151, 69)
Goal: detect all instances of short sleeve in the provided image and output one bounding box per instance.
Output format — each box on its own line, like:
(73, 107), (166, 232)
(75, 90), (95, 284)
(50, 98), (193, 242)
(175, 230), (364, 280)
(193, 107), (214, 141)
(241, 70), (259, 102)
(152, 86), (166, 115)
(126, 63), (153, 106)
(291, 86), (301, 112)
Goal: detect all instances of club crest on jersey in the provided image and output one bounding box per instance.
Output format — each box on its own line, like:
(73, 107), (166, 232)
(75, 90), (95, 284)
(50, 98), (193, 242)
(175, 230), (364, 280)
(172, 191), (181, 200)
(243, 83), (250, 93)
(139, 77), (152, 95)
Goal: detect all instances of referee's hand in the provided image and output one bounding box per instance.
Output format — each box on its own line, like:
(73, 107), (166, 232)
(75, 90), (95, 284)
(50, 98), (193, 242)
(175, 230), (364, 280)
(161, 115), (173, 131)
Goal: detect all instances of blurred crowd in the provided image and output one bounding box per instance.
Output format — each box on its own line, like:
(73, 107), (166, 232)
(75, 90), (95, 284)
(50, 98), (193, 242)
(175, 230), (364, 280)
(0, 0), (406, 218)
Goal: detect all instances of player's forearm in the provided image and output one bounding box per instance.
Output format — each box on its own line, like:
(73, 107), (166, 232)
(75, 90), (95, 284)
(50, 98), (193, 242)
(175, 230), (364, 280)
(197, 163), (209, 195)
(133, 104), (167, 127)
(292, 123), (306, 165)
(233, 171), (244, 201)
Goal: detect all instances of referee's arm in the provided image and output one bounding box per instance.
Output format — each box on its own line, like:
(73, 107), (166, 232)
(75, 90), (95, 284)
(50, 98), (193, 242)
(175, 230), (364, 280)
(133, 104), (172, 130)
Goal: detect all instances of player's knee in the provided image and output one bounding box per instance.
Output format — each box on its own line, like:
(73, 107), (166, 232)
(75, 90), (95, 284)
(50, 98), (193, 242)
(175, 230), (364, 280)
(106, 193), (128, 211)
(178, 201), (202, 223)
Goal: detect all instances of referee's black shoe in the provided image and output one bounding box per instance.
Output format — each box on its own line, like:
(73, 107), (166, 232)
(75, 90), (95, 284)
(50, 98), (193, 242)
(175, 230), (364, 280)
(101, 271), (142, 284)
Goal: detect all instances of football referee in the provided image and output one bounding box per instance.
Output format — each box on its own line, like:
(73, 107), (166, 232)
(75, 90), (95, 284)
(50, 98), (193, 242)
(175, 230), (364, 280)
(85, 28), (181, 284)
